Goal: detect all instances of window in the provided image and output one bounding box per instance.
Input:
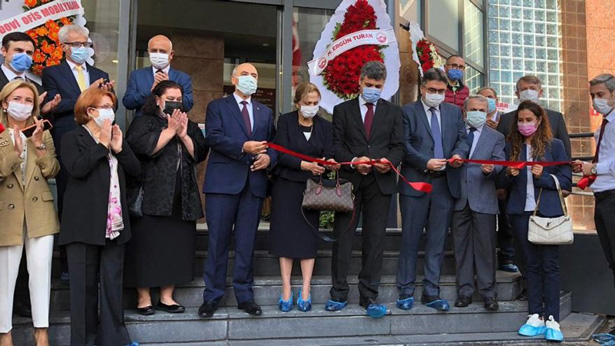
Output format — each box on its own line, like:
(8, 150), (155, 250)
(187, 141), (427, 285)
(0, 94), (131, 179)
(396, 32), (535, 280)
(427, 0), (459, 51)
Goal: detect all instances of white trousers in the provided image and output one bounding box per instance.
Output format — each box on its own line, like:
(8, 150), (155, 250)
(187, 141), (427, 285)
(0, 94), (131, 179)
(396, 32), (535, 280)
(0, 234), (54, 333)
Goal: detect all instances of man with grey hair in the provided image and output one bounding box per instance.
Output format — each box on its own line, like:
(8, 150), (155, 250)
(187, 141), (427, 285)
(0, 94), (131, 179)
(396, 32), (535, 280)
(396, 68), (468, 312)
(451, 94), (505, 311)
(41, 24), (111, 292)
(573, 75), (615, 325)
(325, 61), (405, 318)
(123, 35), (193, 116)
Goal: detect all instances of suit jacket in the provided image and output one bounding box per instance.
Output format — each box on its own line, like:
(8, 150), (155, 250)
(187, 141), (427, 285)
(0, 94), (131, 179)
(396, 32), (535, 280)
(497, 138), (572, 217)
(332, 97), (405, 195)
(272, 111), (333, 182)
(126, 111), (208, 220)
(122, 66), (194, 116)
(42, 61), (109, 145)
(453, 126), (505, 214)
(0, 68), (44, 94)
(399, 101), (469, 198)
(58, 126), (141, 246)
(497, 108), (571, 159)
(0, 130), (59, 246)
(203, 95), (277, 198)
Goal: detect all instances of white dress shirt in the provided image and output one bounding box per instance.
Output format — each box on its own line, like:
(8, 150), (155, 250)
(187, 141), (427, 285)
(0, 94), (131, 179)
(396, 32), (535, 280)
(592, 111), (615, 193)
(66, 60), (90, 87)
(359, 95), (377, 122)
(1, 64), (24, 81)
(466, 124), (484, 158)
(152, 65), (171, 78)
(525, 144), (537, 212)
(421, 99), (442, 132)
(233, 92), (254, 131)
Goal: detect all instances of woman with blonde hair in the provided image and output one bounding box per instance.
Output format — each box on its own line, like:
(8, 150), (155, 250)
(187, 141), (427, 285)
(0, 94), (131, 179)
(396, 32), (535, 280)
(0, 80), (59, 346)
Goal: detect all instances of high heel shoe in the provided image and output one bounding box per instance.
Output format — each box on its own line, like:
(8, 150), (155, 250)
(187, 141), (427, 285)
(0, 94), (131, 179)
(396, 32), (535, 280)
(297, 289), (312, 312)
(278, 290), (293, 312)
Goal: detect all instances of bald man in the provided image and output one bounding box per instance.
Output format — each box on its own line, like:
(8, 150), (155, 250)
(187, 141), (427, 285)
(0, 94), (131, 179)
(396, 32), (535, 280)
(123, 35), (193, 115)
(199, 63), (276, 318)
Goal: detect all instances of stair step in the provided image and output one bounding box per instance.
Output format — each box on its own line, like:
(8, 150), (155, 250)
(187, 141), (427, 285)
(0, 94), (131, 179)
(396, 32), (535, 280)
(49, 272), (522, 311)
(13, 292), (580, 345)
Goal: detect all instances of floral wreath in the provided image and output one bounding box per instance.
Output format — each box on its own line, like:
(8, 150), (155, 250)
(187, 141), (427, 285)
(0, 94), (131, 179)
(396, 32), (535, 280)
(23, 0), (76, 75)
(321, 0), (386, 100)
(415, 38), (445, 75)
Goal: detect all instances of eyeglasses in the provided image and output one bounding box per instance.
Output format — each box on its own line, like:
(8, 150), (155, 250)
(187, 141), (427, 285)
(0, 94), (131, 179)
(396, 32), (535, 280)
(64, 41), (92, 48)
(447, 63), (466, 70)
(425, 88), (446, 95)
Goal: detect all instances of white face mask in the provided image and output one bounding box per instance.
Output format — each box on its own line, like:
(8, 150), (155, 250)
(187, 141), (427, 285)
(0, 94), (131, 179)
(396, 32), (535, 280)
(92, 108), (115, 128)
(7, 102), (33, 121)
(519, 89), (540, 102)
(593, 97), (615, 116)
(300, 105), (319, 118)
(424, 93), (445, 108)
(149, 52), (170, 70)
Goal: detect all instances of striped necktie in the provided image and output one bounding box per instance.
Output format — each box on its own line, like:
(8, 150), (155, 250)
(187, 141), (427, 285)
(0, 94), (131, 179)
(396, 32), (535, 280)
(75, 65), (87, 92)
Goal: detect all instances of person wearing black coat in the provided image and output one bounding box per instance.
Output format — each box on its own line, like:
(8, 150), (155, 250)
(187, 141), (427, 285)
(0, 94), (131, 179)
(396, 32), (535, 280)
(124, 80), (208, 316)
(269, 83), (339, 312)
(58, 88), (140, 346)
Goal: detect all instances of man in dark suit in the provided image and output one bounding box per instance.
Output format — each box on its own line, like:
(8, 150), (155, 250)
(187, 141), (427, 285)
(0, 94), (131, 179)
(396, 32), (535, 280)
(42, 24), (111, 281)
(122, 35), (193, 116)
(199, 63), (276, 318)
(325, 61), (405, 318)
(451, 95), (505, 311)
(396, 68), (469, 312)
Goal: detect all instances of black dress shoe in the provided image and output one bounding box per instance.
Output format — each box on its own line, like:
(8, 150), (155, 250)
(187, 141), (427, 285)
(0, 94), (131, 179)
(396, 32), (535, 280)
(198, 301), (218, 318)
(359, 298), (375, 308)
(454, 296), (472, 308)
(137, 305), (155, 316)
(157, 301), (186, 313)
(484, 298), (499, 311)
(238, 300), (262, 316)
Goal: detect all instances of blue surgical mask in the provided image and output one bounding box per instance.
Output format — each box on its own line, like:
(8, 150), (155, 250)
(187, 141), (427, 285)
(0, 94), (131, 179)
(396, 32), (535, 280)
(70, 46), (89, 65)
(361, 87), (381, 104)
(465, 111), (487, 129)
(236, 75), (257, 96)
(10, 53), (32, 72)
(487, 98), (497, 113)
(447, 69), (463, 81)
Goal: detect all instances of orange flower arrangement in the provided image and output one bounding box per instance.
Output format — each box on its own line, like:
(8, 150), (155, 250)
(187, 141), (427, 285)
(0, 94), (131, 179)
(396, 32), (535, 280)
(23, 0), (77, 75)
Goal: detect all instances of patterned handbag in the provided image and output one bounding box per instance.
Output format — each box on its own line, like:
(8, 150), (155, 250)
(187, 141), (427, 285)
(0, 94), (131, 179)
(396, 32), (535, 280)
(528, 174), (574, 245)
(301, 172), (355, 242)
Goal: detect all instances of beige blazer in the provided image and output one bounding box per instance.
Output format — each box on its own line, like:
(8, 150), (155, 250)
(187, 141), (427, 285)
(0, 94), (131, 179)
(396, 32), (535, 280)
(0, 129), (60, 246)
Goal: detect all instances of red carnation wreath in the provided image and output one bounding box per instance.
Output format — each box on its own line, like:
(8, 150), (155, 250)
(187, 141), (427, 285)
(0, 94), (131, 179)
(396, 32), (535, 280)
(415, 38), (444, 74)
(322, 0), (385, 99)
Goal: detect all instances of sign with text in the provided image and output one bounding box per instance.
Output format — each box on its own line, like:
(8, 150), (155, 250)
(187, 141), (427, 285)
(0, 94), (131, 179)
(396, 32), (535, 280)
(0, 0), (83, 38)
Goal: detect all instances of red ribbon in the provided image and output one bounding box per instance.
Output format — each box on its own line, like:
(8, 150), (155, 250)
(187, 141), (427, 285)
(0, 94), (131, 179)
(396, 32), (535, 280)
(0, 123), (5, 134)
(448, 158), (571, 169)
(577, 175), (595, 190)
(267, 142), (433, 193)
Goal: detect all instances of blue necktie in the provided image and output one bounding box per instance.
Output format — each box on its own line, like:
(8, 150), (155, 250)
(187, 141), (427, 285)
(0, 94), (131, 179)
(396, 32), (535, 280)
(466, 127), (476, 149)
(430, 107), (444, 159)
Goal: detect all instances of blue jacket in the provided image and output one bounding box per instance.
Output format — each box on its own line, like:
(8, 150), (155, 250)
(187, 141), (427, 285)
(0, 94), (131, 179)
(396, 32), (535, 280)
(454, 126), (506, 214)
(399, 100), (469, 198)
(203, 95), (276, 198)
(498, 138), (572, 217)
(122, 66), (193, 115)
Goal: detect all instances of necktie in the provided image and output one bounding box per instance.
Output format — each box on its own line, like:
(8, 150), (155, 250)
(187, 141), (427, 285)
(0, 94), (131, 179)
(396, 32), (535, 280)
(240, 100), (252, 136)
(594, 117), (609, 163)
(430, 107), (444, 159)
(466, 127), (476, 147)
(364, 103), (374, 138)
(75, 65), (87, 92)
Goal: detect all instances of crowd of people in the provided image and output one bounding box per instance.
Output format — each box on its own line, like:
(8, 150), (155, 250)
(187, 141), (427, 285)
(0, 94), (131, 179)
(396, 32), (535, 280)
(0, 23), (614, 346)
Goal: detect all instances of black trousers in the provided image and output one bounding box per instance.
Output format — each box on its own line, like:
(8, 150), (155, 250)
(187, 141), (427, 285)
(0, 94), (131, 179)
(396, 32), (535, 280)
(595, 190), (615, 290)
(66, 241), (131, 346)
(497, 197), (516, 264)
(330, 173), (392, 304)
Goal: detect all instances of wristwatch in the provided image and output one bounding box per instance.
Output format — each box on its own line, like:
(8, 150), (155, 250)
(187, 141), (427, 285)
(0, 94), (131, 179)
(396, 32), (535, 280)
(36, 143), (46, 150)
(590, 164), (598, 175)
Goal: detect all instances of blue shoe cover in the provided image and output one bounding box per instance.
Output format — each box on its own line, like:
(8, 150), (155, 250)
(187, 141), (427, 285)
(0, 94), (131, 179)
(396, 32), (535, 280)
(545, 327), (564, 342)
(518, 324), (546, 337)
(426, 299), (450, 312)
(366, 303), (387, 318)
(325, 299), (347, 311)
(396, 296), (414, 310)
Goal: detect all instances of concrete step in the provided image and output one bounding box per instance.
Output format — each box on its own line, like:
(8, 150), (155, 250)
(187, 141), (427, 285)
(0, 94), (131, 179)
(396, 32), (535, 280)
(13, 292), (581, 345)
(49, 272), (522, 311)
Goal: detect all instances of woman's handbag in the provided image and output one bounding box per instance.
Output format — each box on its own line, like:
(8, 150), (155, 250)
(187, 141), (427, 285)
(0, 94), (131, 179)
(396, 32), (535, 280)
(301, 172), (355, 242)
(528, 174), (574, 245)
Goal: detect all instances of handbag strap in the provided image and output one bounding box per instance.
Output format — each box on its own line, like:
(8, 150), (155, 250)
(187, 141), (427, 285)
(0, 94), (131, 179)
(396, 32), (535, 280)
(533, 174), (567, 217)
(301, 205), (357, 243)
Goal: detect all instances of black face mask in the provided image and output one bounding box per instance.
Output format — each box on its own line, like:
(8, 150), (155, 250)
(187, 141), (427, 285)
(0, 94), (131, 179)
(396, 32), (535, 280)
(163, 101), (183, 115)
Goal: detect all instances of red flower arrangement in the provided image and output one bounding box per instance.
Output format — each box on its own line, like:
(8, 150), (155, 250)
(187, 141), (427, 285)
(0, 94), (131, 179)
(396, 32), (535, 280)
(322, 0), (385, 99)
(415, 38), (444, 74)
(23, 1), (76, 75)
